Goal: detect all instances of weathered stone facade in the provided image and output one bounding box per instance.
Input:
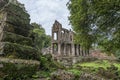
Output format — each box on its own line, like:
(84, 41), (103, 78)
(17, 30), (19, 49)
(0, 0), (38, 60)
(52, 20), (87, 59)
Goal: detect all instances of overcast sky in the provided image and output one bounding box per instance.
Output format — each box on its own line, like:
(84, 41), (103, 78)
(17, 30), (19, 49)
(18, 0), (71, 35)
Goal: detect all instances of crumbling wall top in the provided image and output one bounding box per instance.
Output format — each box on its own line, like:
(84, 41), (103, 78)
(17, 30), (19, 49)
(52, 20), (62, 32)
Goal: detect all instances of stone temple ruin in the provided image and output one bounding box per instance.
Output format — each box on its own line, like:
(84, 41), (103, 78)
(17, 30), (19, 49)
(0, 0), (38, 60)
(51, 20), (89, 60)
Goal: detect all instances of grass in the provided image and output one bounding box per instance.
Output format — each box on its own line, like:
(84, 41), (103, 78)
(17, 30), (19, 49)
(72, 60), (120, 74)
(74, 60), (113, 69)
(84, 60), (110, 69)
(113, 63), (120, 70)
(68, 69), (82, 76)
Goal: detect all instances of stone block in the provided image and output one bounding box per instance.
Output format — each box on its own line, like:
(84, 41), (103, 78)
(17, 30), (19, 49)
(0, 57), (40, 79)
(0, 42), (38, 60)
(0, 11), (30, 28)
(0, 22), (30, 36)
(0, 3), (30, 28)
(0, 3), (30, 21)
(0, 31), (33, 46)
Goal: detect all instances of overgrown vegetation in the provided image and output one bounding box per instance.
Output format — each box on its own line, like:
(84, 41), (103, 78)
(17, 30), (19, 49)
(31, 54), (65, 79)
(66, 60), (120, 79)
(31, 23), (51, 53)
(67, 0), (120, 57)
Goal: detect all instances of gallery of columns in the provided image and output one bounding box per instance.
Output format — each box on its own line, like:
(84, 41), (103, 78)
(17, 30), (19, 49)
(51, 20), (88, 57)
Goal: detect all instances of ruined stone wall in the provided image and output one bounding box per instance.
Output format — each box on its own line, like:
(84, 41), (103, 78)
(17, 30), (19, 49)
(51, 20), (87, 59)
(0, 0), (38, 60)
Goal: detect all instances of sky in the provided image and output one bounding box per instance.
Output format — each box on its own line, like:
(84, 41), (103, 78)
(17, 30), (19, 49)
(18, 0), (71, 35)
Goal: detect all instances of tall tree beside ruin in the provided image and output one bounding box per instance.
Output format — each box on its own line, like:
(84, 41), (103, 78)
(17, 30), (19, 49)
(31, 23), (51, 53)
(67, 0), (120, 56)
(67, 0), (96, 53)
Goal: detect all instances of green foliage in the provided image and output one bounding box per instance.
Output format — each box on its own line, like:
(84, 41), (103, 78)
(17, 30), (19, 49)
(31, 54), (64, 79)
(67, 0), (120, 55)
(68, 69), (82, 77)
(31, 23), (51, 53)
(32, 71), (50, 79)
(69, 60), (120, 79)
(76, 60), (111, 69)
(115, 50), (120, 61)
(39, 54), (64, 71)
(67, 0), (96, 51)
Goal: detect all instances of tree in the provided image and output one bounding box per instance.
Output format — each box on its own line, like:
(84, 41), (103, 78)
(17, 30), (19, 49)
(67, 0), (96, 54)
(31, 23), (51, 53)
(91, 0), (120, 55)
(67, 0), (120, 55)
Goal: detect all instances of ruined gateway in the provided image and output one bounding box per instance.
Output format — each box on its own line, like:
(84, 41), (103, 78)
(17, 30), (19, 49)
(51, 20), (89, 61)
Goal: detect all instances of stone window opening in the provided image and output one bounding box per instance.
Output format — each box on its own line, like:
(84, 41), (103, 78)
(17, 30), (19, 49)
(61, 30), (64, 34)
(54, 32), (58, 40)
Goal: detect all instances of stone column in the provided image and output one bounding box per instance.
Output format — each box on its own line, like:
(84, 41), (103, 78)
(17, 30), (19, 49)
(81, 48), (84, 56)
(69, 44), (72, 56)
(78, 45), (80, 56)
(64, 44), (66, 56)
(77, 45), (80, 56)
(58, 43), (61, 56)
(72, 44), (75, 56)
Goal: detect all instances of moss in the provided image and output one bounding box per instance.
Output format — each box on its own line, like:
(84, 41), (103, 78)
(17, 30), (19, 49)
(0, 31), (33, 46)
(0, 3), (30, 28)
(0, 42), (38, 60)
(1, 3), (30, 20)
(0, 17), (31, 37)
(75, 60), (111, 70)
(0, 57), (40, 79)
(32, 71), (51, 79)
(68, 69), (82, 76)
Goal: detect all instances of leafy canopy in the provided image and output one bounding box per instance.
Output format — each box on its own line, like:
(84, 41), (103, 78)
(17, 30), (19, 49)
(67, 0), (120, 55)
(31, 23), (51, 53)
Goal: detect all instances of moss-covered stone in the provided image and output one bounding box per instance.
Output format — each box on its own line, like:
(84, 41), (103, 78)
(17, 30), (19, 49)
(0, 22), (31, 37)
(2, 2), (30, 18)
(0, 57), (40, 79)
(0, 42), (38, 60)
(0, 0), (38, 61)
(0, 31), (33, 46)
(0, 10), (30, 28)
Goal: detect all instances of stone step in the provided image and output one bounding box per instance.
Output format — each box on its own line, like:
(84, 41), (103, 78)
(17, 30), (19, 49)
(0, 3), (30, 22)
(0, 22), (30, 37)
(0, 31), (33, 46)
(0, 42), (38, 60)
(0, 11), (30, 29)
(0, 57), (40, 79)
(0, 57), (40, 65)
